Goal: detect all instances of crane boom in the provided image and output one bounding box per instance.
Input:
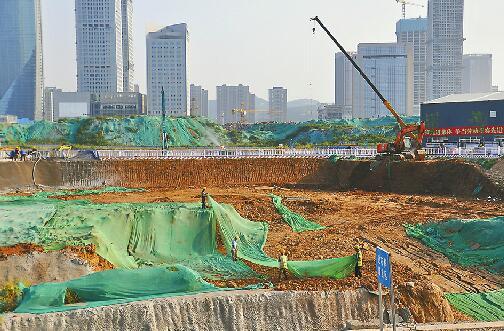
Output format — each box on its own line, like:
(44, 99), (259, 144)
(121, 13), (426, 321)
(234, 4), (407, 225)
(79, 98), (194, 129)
(396, 0), (425, 19)
(310, 16), (408, 130)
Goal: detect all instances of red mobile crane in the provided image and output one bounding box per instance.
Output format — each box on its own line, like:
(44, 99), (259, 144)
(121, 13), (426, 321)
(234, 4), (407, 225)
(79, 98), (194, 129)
(311, 16), (426, 161)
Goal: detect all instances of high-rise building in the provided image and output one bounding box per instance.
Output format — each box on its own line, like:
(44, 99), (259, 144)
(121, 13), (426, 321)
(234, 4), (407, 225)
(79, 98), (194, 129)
(76, 0), (132, 93)
(353, 43), (414, 118)
(190, 85), (209, 118)
(0, 0), (44, 120)
(396, 17), (428, 115)
(335, 52), (356, 107)
(216, 84), (255, 124)
(427, 0), (464, 100)
(43, 87), (62, 122)
(147, 24), (189, 116)
(335, 52), (357, 119)
(462, 54), (493, 94)
(268, 87), (287, 122)
(121, 0), (134, 92)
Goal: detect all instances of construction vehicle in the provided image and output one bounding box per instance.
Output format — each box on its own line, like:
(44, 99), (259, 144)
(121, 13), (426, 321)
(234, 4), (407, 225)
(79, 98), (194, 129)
(58, 145), (72, 151)
(311, 16), (426, 161)
(395, 0), (424, 19)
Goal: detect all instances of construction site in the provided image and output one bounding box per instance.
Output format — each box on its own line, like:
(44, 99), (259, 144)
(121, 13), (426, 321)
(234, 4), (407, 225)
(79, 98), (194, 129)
(0, 154), (502, 330)
(0, 10), (503, 330)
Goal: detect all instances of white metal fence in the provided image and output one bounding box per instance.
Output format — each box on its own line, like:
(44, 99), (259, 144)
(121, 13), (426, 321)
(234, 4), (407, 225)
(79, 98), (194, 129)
(1, 147), (502, 161)
(424, 147), (503, 159)
(95, 148), (378, 160)
(95, 147), (503, 160)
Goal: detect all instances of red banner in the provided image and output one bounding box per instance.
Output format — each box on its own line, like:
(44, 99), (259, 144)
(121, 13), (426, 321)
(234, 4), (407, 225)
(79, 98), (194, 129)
(425, 126), (504, 137)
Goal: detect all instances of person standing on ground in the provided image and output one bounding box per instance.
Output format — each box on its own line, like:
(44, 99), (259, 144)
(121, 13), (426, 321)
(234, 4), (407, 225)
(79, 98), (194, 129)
(278, 250), (289, 281)
(201, 187), (208, 209)
(11, 147), (20, 161)
(354, 243), (363, 278)
(231, 236), (239, 261)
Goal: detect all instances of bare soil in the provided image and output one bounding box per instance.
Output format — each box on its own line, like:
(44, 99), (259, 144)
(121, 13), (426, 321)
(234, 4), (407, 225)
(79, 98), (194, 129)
(2, 184), (503, 323)
(55, 187), (504, 322)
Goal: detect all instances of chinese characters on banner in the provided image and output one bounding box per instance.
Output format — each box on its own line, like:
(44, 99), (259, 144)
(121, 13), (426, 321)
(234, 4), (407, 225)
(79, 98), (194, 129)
(425, 126), (504, 137)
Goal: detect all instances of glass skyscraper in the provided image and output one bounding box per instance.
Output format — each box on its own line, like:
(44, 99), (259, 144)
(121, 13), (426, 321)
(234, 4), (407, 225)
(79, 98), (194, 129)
(353, 43), (414, 118)
(0, 0), (44, 120)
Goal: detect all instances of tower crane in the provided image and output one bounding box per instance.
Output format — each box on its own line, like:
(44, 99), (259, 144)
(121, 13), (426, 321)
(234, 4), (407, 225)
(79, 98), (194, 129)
(396, 0), (424, 19)
(232, 103), (283, 125)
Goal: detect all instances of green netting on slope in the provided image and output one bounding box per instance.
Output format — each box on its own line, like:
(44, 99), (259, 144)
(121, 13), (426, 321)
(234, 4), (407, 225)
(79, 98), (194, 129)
(240, 116), (421, 146)
(0, 195), (356, 281)
(269, 194), (325, 232)
(14, 265), (222, 314)
(0, 198), (56, 246)
(209, 197), (356, 279)
(405, 217), (504, 274)
(1, 115), (421, 147)
(0, 117), (227, 147)
(33, 187), (145, 198)
(445, 290), (504, 321)
(0, 197), (258, 280)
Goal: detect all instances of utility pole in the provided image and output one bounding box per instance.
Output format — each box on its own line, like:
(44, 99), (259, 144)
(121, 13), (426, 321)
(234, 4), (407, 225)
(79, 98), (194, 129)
(161, 87), (167, 151)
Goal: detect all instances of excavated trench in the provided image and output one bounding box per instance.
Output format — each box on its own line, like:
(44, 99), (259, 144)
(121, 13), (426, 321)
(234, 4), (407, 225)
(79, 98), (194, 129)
(0, 158), (502, 329)
(1, 158), (502, 199)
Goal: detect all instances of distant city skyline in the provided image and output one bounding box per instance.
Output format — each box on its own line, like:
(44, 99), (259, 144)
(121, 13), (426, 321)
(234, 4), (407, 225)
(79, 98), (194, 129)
(41, 0), (504, 102)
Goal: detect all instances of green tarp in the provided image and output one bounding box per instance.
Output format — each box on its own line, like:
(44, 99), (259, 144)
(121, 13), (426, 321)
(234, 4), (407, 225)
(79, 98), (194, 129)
(0, 115), (420, 147)
(0, 117), (226, 147)
(0, 196), (258, 280)
(0, 195), (356, 281)
(269, 194), (325, 232)
(0, 194), (356, 313)
(405, 217), (504, 274)
(445, 290), (504, 321)
(33, 187), (144, 198)
(14, 265), (222, 314)
(209, 197), (355, 278)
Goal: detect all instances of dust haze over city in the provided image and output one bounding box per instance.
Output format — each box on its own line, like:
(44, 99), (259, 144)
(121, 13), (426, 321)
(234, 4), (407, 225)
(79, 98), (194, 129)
(0, 1), (504, 330)
(42, 0), (504, 101)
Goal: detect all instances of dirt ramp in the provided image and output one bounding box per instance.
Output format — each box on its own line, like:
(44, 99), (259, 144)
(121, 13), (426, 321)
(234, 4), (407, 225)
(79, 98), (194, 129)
(331, 160), (504, 199)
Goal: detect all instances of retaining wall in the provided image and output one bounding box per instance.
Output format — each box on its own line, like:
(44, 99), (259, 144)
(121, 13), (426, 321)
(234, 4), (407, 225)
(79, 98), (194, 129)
(0, 289), (379, 331)
(1, 159), (502, 199)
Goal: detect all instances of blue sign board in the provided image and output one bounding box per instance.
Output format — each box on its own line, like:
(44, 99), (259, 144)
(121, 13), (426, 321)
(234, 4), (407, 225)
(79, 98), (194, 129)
(376, 247), (391, 288)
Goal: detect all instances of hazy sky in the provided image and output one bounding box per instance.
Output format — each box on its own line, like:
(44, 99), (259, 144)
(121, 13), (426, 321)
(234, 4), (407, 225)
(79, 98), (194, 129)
(42, 0), (504, 102)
